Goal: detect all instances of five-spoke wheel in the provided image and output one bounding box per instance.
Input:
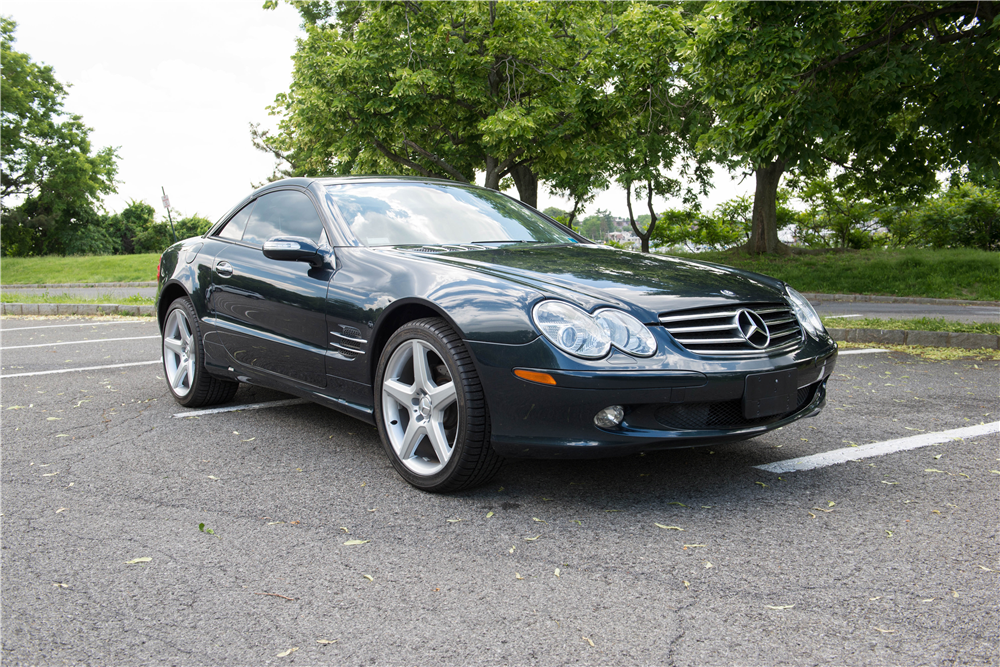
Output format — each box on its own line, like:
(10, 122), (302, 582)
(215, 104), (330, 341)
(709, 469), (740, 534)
(161, 298), (239, 408)
(375, 318), (501, 492)
(163, 305), (197, 399)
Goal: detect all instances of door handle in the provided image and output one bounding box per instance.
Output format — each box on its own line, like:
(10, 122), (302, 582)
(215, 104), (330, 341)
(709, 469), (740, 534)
(215, 261), (233, 277)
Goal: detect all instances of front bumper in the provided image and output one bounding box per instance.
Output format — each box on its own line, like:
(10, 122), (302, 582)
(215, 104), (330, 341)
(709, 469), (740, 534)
(466, 333), (837, 459)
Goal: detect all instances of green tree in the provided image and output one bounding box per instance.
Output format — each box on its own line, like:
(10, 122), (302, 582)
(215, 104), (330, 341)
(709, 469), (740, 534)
(105, 200), (155, 255)
(685, 2), (999, 254)
(1, 17), (119, 256)
(793, 179), (887, 249)
(607, 2), (713, 254)
(263, 1), (617, 208)
(650, 208), (698, 251)
(910, 184), (999, 251)
(576, 208), (615, 241)
(133, 213), (213, 254)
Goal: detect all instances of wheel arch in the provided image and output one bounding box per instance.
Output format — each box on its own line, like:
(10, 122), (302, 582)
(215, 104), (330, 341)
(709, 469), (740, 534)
(368, 299), (463, 382)
(157, 281), (190, 330)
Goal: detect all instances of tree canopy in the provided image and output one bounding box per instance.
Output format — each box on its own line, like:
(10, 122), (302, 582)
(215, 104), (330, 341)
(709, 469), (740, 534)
(685, 1), (1000, 253)
(262, 0), (618, 208)
(1, 17), (119, 256)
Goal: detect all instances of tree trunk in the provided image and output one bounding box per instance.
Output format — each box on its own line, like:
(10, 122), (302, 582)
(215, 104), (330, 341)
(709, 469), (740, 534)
(483, 156), (502, 191)
(747, 159), (788, 254)
(566, 197), (583, 230)
(510, 164), (538, 209)
(625, 180), (655, 253)
(641, 179), (658, 254)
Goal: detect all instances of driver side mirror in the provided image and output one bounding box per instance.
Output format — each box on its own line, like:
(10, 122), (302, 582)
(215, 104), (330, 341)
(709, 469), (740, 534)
(262, 236), (327, 268)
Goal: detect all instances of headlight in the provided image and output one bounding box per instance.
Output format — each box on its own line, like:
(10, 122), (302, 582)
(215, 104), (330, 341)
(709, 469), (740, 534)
(785, 286), (825, 335)
(533, 301), (610, 358)
(532, 301), (656, 359)
(594, 309), (656, 357)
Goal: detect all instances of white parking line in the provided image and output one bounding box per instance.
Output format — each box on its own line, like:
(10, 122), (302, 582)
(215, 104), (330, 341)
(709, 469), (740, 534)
(754, 421), (1000, 474)
(1, 335), (160, 350)
(825, 314), (863, 319)
(838, 348), (889, 355)
(173, 398), (310, 418)
(1, 360), (162, 379)
(0, 320), (152, 332)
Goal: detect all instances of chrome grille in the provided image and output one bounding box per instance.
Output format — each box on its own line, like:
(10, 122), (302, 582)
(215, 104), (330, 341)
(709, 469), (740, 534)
(658, 302), (803, 357)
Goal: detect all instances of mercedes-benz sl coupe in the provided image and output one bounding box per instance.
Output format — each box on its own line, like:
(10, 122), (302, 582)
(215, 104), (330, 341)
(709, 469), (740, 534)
(156, 176), (837, 491)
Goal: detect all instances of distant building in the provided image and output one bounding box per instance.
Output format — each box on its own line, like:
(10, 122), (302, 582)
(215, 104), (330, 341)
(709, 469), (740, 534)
(605, 230), (640, 250)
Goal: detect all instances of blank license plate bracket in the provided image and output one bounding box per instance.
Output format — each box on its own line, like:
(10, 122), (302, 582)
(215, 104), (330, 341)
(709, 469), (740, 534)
(743, 369), (797, 419)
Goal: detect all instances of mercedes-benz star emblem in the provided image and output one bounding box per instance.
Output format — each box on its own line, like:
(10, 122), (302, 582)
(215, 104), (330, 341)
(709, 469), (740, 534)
(736, 309), (770, 349)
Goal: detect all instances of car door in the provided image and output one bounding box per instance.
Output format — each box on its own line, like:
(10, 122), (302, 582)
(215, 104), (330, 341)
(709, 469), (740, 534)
(208, 188), (333, 388)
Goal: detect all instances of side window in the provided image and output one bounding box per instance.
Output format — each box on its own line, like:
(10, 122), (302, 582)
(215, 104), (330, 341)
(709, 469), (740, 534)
(241, 190), (327, 247)
(215, 201), (255, 241)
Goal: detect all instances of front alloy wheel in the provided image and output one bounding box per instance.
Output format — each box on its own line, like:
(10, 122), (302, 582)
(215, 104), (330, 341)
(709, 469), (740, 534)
(375, 318), (501, 492)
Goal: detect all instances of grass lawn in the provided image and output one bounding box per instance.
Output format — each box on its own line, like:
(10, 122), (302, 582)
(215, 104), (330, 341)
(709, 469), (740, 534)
(1, 254), (160, 284)
(822, 316), (999, 336)
(0, 292), (154, 306)
(675, 247), (999, 302)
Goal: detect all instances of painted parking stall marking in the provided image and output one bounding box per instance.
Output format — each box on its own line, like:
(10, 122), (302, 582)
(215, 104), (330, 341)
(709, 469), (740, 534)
(755, 421), (1000, 474)
(1, 335), (160, 350)
(173, 398), (310, 418)
(1, 360), (162, 379)
(0, 320), (152, 332)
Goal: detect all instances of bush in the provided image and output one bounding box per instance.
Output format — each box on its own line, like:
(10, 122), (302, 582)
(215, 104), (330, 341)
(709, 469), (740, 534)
(911, 184), (999, 251)
(105, 201), (156, 255)
(133, 214), (213, 254)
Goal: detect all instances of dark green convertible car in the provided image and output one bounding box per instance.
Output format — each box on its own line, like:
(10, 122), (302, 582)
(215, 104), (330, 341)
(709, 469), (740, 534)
(156, 176), (837, 491)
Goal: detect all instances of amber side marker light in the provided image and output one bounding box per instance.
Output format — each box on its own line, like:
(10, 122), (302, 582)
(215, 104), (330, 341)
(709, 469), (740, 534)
(513, 369), (557, 385)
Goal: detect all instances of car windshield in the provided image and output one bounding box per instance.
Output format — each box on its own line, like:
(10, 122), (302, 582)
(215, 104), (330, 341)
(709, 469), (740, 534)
(325, 182), (577, 247)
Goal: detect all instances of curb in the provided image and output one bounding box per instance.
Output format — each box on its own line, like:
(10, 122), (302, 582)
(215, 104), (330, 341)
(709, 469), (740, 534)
(1, 281), (158, 289)
(827, 327), (999, 350)
(1, 303), (155, 317)
(802, 292), (1000, 308)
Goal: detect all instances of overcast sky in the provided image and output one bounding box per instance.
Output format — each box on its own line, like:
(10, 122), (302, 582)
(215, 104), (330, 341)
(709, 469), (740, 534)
(5, 0), (752, 223)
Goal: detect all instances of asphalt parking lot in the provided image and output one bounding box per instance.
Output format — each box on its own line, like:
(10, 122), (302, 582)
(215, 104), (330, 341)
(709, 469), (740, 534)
(2, 317), (997, 666)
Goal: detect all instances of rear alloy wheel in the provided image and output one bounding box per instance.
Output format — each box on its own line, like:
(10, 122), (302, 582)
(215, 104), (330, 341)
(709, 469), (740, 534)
(161, 297), (238, 408)
(375, 318), (501, 492)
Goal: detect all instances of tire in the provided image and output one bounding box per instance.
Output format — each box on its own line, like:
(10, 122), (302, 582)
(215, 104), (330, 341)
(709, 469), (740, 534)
(161, 297), (239, 408)
(374, 318), (502, 492)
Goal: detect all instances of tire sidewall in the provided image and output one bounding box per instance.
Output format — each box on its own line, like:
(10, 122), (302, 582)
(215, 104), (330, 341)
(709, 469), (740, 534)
(374, 320), (473, 490)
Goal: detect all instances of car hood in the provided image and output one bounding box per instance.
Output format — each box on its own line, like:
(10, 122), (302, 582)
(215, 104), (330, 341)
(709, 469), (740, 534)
(402, 244), (789, 321)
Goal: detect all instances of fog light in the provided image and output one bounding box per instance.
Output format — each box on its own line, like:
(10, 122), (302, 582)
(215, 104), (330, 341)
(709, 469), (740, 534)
(594, 405), (625, 429)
